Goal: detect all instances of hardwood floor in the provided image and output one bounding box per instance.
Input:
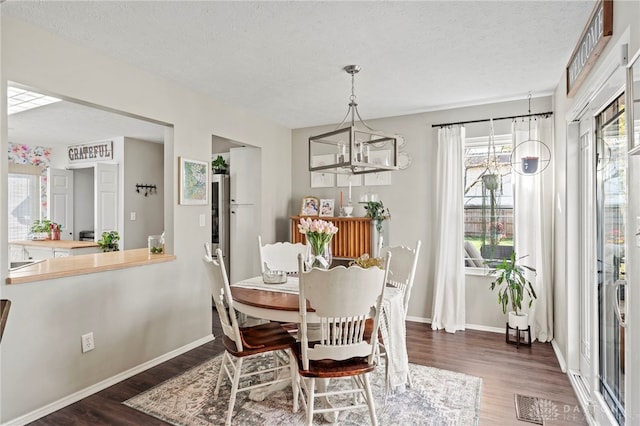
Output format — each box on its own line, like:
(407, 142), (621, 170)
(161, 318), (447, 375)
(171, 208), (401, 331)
(27, 315), (586, 425)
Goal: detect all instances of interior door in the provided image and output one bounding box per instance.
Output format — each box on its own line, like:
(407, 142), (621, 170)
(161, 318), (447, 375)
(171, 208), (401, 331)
(47, 168), (74, 240)
(95, 163), (119, 238)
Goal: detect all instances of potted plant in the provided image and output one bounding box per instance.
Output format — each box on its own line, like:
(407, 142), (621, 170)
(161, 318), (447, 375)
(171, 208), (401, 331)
(211, 155), (228, 174)
(488, 252), (537, 329)
(97, 231), (120, 252)
(30, 218), (53, 240)
(364, 200), (390, 233)
(521, 156), (539, 174)
(364, 201), (390, 257)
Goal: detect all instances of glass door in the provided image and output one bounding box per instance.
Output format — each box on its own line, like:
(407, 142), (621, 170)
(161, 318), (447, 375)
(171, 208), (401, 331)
(596, 92), (626, 424)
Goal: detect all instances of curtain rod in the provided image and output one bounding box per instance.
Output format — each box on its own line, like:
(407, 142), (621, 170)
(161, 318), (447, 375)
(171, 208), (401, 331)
(431, 111), (553, 128)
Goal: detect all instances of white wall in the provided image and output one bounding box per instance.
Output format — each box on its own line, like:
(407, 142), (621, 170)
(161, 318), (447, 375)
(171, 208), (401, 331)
(292, 96), (552, 325)
(123, 137), (164, 250)
(0, 16), (291, 423)
(73, 166), (94, 239)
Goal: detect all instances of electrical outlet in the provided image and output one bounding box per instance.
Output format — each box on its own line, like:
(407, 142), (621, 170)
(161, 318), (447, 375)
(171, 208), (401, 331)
(81, 332), (95, 353)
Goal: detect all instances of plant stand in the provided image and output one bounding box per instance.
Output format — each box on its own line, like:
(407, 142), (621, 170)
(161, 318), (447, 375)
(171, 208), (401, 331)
(505, 323), (532, 347)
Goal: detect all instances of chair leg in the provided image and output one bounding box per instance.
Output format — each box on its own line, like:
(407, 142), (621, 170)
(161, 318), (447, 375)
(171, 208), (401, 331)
(362, 373), (378, 426)
(288, 350), (299, 413)
(306, 377), (315, 426)
(225, 357), (243, 426)
(214, 351), (228, 399)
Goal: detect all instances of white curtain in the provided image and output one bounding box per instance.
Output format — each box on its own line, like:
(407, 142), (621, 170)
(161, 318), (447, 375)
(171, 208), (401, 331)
(431, 125), (466, 333)
(512, 118), (554, 342)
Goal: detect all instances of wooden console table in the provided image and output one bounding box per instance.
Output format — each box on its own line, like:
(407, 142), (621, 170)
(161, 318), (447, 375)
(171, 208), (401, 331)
(290, 216), (372, 259)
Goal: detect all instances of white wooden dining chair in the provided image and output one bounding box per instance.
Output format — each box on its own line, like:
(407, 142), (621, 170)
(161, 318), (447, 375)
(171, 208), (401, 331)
(379, 240), (421, 319)
(294, 252), (391, 426)
(258, 235), (307, 274)
(377, 240), (420, 391)
(203, 248), (298, 425)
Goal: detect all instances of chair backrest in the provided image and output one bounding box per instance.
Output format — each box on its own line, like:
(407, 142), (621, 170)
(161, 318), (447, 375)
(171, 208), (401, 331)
(0, 299), (11, 344)
(258, 235), (307, 274)
(203, 248), (244, 351)
(379, 240), (421, 318)
(297, 252), (391, 370)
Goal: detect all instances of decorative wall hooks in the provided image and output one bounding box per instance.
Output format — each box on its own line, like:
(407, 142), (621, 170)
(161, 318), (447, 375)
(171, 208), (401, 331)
(136, 184), (157, 196)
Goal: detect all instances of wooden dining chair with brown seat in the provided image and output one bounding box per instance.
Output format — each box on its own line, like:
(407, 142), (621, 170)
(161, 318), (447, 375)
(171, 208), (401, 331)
(0, 299), (11, 344)
(258, 235), (307, 274)
(204, 248), (299, 426)
(294, 252), (391, 426)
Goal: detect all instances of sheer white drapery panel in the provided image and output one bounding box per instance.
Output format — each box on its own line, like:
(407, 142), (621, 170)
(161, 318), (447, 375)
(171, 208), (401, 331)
(512, 118), (554, 342)
(431, 125), (466, 333)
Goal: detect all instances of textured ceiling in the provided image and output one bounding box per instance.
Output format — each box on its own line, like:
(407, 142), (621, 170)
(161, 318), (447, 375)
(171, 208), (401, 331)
(3, 0), (596, 131)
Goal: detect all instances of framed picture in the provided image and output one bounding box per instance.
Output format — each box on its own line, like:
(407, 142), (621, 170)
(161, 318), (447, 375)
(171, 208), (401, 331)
(310, 154), (335, 188)
(319, 199), (335, 217)
(364, 150), (392, 186)
(300, 196), (320, 216)
(179, 157), (209, 205)
(337, 174), (362, 188)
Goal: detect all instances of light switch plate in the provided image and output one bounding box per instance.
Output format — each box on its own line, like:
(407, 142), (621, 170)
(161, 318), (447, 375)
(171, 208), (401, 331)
(130, 212), (136, 221)
(199, 214), (206, 227)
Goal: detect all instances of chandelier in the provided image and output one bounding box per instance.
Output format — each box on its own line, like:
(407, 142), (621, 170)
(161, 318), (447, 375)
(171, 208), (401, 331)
(308, 65), (399, 175)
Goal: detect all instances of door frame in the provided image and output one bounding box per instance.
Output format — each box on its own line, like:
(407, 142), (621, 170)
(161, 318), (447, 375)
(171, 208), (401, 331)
(564, 34), (630, 426)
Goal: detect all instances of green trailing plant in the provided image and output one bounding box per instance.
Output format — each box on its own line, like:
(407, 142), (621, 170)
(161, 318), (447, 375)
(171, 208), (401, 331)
(364, 200), (390, 232)
(211, 155), (228, 173)
(31, 218), (53, 234)
(488, 252), (537, 315)
(97, 231), (120, 252)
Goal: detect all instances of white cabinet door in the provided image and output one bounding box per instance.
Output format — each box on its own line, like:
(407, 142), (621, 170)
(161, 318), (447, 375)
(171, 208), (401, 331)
(229, 147), (260, 204)
(95, 163), (119, 237)
(47, 168), (74, 240)
(229, 204), (259, 283)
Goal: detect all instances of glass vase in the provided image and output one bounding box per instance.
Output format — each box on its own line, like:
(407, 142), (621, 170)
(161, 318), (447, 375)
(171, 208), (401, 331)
(306, 238), (333, 270)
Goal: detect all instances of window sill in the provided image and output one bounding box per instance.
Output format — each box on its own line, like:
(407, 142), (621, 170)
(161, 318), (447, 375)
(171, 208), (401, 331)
(465, 266), (493, 277)
(6, 248), (176, 284)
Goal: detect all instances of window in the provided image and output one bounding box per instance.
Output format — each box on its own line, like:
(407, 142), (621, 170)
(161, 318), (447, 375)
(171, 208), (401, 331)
(463, 134), (514, 267)
(8, 169), (41, 242)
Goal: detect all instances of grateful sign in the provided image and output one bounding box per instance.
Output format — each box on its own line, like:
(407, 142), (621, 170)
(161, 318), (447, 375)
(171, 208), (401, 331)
(68, 141), (113, 163)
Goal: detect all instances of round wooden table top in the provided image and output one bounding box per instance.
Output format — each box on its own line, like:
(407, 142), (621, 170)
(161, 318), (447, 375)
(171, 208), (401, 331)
(230, 287), (312, 312)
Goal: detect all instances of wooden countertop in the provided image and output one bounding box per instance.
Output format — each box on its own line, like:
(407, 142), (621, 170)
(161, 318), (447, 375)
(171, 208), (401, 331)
(7, 248), (176, 284)
(9, 240), (99, 249)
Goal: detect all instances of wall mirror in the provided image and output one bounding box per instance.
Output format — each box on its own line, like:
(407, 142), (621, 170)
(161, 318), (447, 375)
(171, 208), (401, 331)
(7, 82), (170, 263)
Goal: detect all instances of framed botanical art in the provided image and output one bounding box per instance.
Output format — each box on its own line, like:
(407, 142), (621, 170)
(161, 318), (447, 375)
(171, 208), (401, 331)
(319, 199), (335, 217)
(179, 157), (209, 205)
(364, 150), (392, 186)
(310, 154), (335, 188)
(300, 196), (320, 216)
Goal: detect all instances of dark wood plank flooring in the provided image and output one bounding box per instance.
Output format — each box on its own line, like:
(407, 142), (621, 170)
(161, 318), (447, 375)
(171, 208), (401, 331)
(27, 314), (586, 425)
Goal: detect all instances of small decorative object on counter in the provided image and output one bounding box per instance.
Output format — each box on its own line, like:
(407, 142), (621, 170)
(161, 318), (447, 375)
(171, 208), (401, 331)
(297, 217), (338, 269)
(148, 235), (164, 254)
(97, 231), (120, 252)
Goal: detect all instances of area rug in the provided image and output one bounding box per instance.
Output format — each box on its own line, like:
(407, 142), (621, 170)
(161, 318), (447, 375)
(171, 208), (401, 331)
(124, 354), (482, 425)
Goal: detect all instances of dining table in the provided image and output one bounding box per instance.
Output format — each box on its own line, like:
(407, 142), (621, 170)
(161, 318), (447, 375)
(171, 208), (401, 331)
(230, 275), (410, 395)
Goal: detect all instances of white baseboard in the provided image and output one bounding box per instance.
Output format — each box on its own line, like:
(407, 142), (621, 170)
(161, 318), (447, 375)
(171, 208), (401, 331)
(464, 323), (504, 334)
(405, 317), (504, 334)
(3, 334), (214, 426)
(406, 315), (431, 324)
(551, 339), (567, 372)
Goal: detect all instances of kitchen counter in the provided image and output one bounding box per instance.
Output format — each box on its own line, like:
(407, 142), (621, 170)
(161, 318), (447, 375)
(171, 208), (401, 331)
(7, 248), (176, 284)
(9, 240), (99, 249)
